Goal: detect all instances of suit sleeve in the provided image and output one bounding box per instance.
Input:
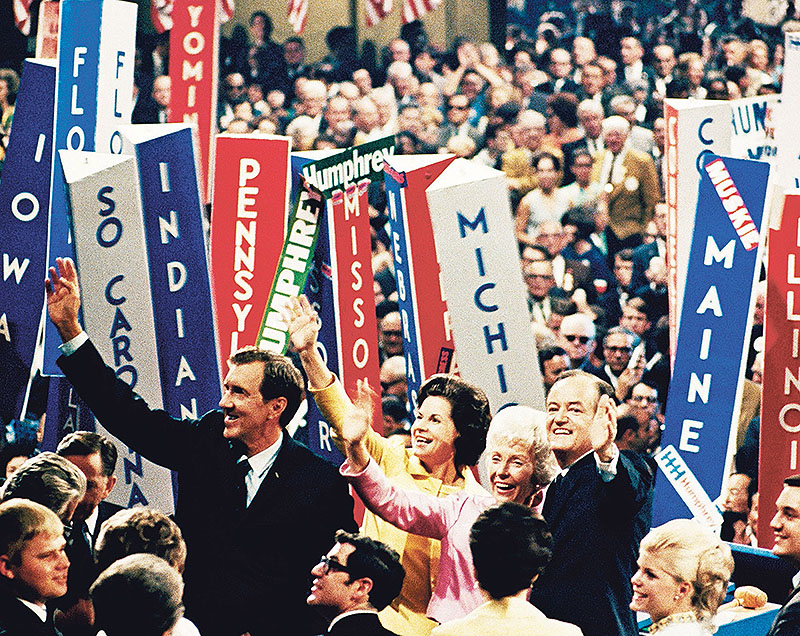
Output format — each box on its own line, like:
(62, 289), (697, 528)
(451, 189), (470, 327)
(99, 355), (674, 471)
(768, 600), (800, 636)
(309, 375), (389, 463)
(57, 340), (200, 471)
(599, 451), (652, 522)
(638, 154), (660, 224)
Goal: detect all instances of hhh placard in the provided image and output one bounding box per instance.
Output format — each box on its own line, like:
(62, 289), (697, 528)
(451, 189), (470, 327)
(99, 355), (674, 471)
(209, 134), (291, 368)
(43, 0), (137, 374)
(121, 124), (221, 417)
(425, 159), (546, 412)
(60, 150), (175, 513)
(169, 0), (220, 202)
(653, 155), (769, 526)
(384, 155), (456, 413)
(0, 59), (56, 424)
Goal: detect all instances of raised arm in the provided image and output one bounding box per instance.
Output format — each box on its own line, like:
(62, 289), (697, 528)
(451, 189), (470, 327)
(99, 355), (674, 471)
(286, 296), (387, 458)
(286, 295), (334, 390)
(339, 381), (458, 539)
(46, 257), (84, 342)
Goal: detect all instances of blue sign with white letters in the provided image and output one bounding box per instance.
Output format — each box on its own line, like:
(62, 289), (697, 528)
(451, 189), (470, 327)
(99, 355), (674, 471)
(44, 0), (136, 374)
(0, 60), (56, 424)
(653, 154), (769, 525)
(132, 126), (221, 417)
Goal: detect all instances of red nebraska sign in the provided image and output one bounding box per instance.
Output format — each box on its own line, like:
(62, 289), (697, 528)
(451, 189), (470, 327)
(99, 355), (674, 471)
(169, 0), (219, 202)
(209, 135), (291, 371)
(760, 192), (800, 546)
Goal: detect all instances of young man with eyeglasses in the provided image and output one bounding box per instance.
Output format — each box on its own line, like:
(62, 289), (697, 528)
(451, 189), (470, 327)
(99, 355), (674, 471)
(308, 530), (405, 636)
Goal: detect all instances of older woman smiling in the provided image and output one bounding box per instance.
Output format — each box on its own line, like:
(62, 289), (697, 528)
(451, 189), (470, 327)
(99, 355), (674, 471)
(339, 384), (559, 625)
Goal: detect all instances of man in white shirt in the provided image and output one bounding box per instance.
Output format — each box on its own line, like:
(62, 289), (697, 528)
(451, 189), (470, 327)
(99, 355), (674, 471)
(0, 499), (69, 636)
(307, 530), (405, 635)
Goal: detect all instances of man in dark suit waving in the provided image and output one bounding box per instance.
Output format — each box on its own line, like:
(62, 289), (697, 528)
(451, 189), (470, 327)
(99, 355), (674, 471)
(46, 257), (356, 636)
(530, 370), (653, 636)
(767, 475), (800, 635)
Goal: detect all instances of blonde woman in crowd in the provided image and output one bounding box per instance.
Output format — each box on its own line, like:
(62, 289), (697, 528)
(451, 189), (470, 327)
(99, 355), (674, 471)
(631, 519), (734, 635)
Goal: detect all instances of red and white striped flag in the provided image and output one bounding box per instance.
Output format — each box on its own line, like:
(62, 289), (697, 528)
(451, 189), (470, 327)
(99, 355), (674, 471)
(288, 0), (308, 33)
(151, 0), (174, 33)
(219, 0), (234, 23)
(151, 0), (232, 33)
(13, 0), (33, 35)
(402, 0), (440, 23)
(366, 0), (392, 26)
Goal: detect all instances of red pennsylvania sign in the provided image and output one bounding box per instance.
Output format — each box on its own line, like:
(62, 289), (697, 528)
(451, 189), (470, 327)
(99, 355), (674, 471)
(209, 135), (291, 370)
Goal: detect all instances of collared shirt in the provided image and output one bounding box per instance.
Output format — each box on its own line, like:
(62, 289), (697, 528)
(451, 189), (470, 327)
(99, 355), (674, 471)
(328, 609), (380, 632)
(793, 569), (800, 590)
(84, 505), (100, 538)
(60, 331), (90, 355)
(553, 444), (620, 483)
(240, 431), (283, 507)
(18, 598), (47, 622)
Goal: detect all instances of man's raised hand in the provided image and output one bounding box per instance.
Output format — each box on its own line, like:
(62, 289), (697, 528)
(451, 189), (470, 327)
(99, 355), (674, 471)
(45, 257), (83, 342)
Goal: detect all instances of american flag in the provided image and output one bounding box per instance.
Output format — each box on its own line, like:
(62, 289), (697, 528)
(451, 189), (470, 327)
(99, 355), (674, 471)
(13, 0), (33, 35)
(288, 0), (308, 34)
(402, 0), (441, 23)
(365, 0), (392, 27)
(150, 0), (233, 34)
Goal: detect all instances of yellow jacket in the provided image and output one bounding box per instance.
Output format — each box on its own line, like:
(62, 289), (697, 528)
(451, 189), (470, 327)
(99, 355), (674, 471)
(310, 378), (488, 636)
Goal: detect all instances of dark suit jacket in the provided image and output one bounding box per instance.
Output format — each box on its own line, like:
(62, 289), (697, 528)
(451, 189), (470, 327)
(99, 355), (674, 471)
(530, 452), (653, 636)
(767, 584), (800, 636)
(92, 501), (125, 546)
(0, 590), (61, 636)
(58, 341), (356, 636)
(630, 240), (659, 293)
(328, 612), (399, 635)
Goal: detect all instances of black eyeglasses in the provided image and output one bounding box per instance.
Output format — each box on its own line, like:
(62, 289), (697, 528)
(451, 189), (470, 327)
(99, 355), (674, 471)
(448, 104), (468, 110)
(564, 335), (591, 344)
(318, 555), (350, 575)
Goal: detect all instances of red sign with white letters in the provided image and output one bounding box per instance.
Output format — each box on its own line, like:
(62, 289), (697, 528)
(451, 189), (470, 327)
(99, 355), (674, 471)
(169, 0), (219, 202)
(209, 135), (291, 372)
(760, 193), (800, 547)
(329, 185), (381, 396)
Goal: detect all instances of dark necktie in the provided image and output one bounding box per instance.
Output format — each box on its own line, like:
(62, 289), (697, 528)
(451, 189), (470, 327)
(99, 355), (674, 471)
(234, 458), (251, 513)
(543, 472), (564, 518)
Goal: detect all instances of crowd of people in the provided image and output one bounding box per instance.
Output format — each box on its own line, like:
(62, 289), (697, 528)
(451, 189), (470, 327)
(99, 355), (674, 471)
(1, 0), (799, 634)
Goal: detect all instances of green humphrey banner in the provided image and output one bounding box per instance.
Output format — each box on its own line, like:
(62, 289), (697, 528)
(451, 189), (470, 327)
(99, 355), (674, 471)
(256, 136), (395, 354)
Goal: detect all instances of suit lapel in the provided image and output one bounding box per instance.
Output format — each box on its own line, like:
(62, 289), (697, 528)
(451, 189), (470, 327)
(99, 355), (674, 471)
(243, 434), (296, 516)
(543, 455), (594, 524)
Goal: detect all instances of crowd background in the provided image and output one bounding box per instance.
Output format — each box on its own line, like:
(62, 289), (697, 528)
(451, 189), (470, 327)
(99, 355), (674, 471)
(0, 0), (796, 633)
(0, 0), (787, 550)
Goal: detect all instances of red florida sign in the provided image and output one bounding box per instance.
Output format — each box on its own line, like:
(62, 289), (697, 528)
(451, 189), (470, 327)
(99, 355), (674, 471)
(169, 0), (219, 202)
(209, 134), (291, 371)
(760, 192), (800, 546)
(329, 185), (381, 396)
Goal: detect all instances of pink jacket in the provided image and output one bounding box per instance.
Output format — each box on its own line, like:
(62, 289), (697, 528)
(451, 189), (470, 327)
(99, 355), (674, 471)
(342, 458), (496, 625)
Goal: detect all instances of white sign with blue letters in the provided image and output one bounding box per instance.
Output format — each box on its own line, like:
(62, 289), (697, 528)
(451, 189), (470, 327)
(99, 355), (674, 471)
(425, 159), (545, 413)
(60, 149), (175, 513)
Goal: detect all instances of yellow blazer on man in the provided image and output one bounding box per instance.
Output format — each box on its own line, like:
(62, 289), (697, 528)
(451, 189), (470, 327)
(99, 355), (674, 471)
(591, 147), (660, 240)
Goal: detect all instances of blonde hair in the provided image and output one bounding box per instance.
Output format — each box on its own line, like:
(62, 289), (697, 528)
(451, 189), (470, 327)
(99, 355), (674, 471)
(640, 519), (734, 623)
(484, 406), (559, 487)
